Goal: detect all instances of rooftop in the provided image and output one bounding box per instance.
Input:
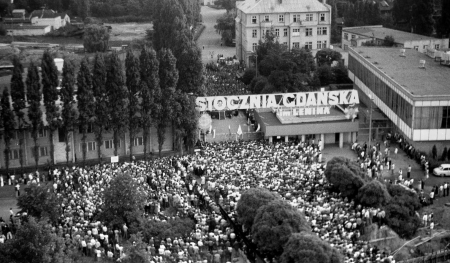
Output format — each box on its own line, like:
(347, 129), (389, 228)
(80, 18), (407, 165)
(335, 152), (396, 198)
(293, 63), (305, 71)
(30, 9), (61, 18)
(351, 47), (450, 97)
(343, 26), (443, 44)
(236, 0), (329, 14)
(8, 25), (50, 30)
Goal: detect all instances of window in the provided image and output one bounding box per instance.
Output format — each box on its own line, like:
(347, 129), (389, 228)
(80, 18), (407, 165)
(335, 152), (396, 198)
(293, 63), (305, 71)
(81, 141), (96, 152)
(58, 127), (65, 142)
(435, 44), (440, 50)
(441, 107), (450, 128)
(252, 16), (257, 24)
(351, 34), (355, 39)
(39, 146), (48, 157)
(133, 137), (144, 146)
(423, 45), (428, 50)
(264, 15), (269, 22)
(305, 42), (312, 49)
(104, 139), (113, 149)
(252, 43), (258, 51)
(317, 27), (327, 35)
(292, 28), (300, 36)
(344, 33), (348, 40)
(278, 15), (284, 22)
(275, 28), (279, 36)
(78, 123), (93, 134)
(414, 46), (419, 50)
(293, 42), (300, 49)
(306, 14), (313, 21)
(320, 13), (325, 21)
(9, 149), (19, 160)
(252, 29), (257, 38)
(283, 28), (288, 36)
(323, 40), (327, 48)
(293, 14), (301, 22)
(38, 129), (47, 138)
(283, 42), (288, 46)
(317, 41), (322, 49)
(305, 28), (312, 36)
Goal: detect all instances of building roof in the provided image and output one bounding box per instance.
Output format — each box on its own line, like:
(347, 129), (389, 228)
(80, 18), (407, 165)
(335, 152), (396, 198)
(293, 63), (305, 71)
(236, 0), (329, 14)
(343, 26), (441, 44)
(9, 25), (50, 30)
(12, 9), (26, 13)
(30, 9), (61, 19)
(351, 47), (450, 97)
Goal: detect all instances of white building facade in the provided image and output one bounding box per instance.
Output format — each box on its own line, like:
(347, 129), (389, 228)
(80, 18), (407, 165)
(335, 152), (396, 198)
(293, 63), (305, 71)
(236, 0), (331, 65)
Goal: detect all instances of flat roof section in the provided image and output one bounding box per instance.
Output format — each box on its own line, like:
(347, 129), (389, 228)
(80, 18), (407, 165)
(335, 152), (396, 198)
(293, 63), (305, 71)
(343, 26), (442, 44)
(352, 47), (450, 97)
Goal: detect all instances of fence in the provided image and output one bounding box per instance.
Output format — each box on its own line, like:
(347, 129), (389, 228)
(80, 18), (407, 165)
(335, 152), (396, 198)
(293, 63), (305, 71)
(399, 248), (450, 263)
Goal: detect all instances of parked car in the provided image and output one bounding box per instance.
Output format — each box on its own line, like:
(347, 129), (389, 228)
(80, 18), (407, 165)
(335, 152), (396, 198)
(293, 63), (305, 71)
(433, 164), (450, 177)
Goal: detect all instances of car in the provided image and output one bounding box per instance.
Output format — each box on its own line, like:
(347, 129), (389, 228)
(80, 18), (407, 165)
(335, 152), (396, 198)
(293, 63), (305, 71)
(433, 164), (450, 177)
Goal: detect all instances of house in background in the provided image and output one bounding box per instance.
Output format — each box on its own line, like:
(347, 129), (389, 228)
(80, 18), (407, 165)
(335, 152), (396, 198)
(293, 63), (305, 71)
(57, 12), (70, 27)
(3, 9), (32, 25)
(30, 9), (64, 30)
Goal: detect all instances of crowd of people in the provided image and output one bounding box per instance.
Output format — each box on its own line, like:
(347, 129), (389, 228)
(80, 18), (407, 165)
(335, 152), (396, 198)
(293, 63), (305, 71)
(1, 138), (407, 263)
(203, 63), (248, 97)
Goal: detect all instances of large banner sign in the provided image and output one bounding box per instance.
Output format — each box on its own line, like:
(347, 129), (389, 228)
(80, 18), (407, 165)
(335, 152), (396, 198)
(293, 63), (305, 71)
(195, 90), (359, 111)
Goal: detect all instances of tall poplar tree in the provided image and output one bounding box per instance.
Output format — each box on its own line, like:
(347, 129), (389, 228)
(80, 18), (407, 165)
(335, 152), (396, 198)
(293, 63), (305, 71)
(41, 50), (60, 165)
(77, 57), (95, 166)
(125, 49), (141, 160)
(60, 58), (77, 165)
(139, 46), (159, 160)
(410, 0), (434, 36)
(1, 88), (16, 174)
(106, 52), (128, 156)
(92, 53), (108, 163)
(176, 41), (204, 94)
(10, 55), (26, 171)
(155, 48), (178, 155)
(437, 0), (450, 38)
(26, 62), (43, 170)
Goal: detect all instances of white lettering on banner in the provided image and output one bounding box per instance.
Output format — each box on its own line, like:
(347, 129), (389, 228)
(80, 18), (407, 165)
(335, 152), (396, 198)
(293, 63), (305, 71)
(277, 107), (331, 116)
(195, 90), (359, 111)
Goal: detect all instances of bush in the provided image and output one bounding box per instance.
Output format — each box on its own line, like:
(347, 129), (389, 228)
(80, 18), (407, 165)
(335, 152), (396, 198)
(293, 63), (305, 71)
(281, 233), (343, 263)
(325, 157), (367, 199)
(83, 24), (110, 53)
(241, 68), (256, 85)
(140, 217), (195, 243)
(251, 199), (310, 260)
(356, 180), (391, 208)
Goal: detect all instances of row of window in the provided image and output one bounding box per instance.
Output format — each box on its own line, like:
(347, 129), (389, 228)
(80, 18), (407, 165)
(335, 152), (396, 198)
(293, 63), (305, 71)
(252, 27), (327, 38)
(252, 40), (327, 51)
(7, 137), (145, 160)
(251, 13), (326, 24)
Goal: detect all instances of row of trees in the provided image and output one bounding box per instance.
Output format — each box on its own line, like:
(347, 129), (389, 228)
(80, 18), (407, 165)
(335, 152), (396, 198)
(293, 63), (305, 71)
(236, 188), (342, 263)
(1, 47), (198, 173)
(325, 157), (422, 238)
(241, 31), (351, 94)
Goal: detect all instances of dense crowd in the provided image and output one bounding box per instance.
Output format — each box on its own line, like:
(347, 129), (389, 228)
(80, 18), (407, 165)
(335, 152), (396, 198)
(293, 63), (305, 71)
(204, 63), (248, 97)
(1, 139), (409, 262)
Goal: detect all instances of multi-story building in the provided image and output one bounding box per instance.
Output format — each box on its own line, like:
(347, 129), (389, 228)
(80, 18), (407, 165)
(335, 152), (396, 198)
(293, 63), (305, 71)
(342, 25), (449, 53)
(348, 46), (450, 152)
(236, 0), (331, 65)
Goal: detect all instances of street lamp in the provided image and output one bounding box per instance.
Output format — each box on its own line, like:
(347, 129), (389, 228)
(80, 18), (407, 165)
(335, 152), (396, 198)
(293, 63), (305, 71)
(368, 94), (374, 148)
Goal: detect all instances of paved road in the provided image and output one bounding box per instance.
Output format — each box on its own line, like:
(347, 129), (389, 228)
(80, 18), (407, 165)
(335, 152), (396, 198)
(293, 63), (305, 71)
(197, 6), (236, 63)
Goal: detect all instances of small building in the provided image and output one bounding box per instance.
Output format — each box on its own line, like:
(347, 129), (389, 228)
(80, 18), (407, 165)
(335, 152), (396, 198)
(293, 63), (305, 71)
(57, 13), (70, 27)
(30, 9), (63, 30)
(342, 25), (449, 53)
(7, 25), (51, 36)
(12, 9), (27, 19)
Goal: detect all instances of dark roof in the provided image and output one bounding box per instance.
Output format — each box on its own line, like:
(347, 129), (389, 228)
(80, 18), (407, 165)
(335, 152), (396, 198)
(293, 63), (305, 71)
(351, 47), (450, 97)
(30, 9), (61, 18)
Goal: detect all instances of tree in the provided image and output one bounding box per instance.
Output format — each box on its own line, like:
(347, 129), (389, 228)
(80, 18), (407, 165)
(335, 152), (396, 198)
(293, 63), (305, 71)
(106, 52), (128, 156)
(281, 233), (343, 263)
(215, 12), (235, 46)
(99, 172), (147, 230)
(41, 50), (60, 166)
(155, 48), (178, 155)
(437, 0), (450, 38)
(325, 157), (366, 199)
(251, 199), (311, 261)
(410, 0), (434, 36)
(83, 24), (110, 53)
(216, 0), (236, 10)
(356, 180), (391, 208)
(331, 64), (352, 84)
(315, 48), (343, 67)
(383, 35), (395, 47)
(139, 46), (159, 160)
(241, 68), (256, 86)
(92, 53), (108, 163)
(1, 88), (16, 175)
(77, 57), (95, 166)
(26, 62), (42, 170)
(442, 147), (448, 161)
(125, 49), (141, 160)
(17, 184), (61, 223)
(10, 55), (26, 171)
(60, 58), (77, 165)
(392, 0), (413, 26)
(316, 65), (335, 86)
(0, 217), (66, 263)
(152, 0), (187, 53)
(432, 144), (437, 159)
(176, 41), (204, 94)
(236, 188), (282, 231)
